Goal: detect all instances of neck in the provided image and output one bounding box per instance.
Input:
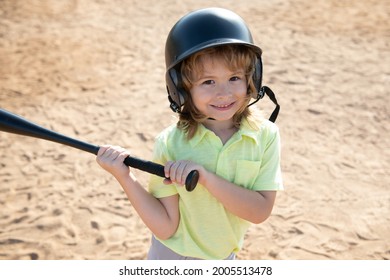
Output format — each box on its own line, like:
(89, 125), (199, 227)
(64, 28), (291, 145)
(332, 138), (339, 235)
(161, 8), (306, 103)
(203, 119), (238, 144)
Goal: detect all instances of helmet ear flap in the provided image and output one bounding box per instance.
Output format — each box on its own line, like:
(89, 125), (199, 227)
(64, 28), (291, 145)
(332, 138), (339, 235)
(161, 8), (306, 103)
(251, 55), (263, 99)
(166, 68), (186, 112)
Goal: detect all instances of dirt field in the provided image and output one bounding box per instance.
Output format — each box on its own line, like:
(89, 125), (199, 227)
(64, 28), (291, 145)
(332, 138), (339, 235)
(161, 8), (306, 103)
(0, 0), (389, 259)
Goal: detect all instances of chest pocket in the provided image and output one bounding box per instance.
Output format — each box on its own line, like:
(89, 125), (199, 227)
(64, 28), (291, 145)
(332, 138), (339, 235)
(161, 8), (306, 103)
(234, 160), (262, 189)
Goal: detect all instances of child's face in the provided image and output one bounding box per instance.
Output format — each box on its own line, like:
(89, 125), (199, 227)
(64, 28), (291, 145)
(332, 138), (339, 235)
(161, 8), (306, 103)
(189, 55), (248, 123)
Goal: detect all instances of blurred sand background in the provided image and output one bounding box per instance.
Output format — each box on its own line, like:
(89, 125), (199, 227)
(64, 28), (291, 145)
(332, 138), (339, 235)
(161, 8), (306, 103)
(0, 0), (389, 260)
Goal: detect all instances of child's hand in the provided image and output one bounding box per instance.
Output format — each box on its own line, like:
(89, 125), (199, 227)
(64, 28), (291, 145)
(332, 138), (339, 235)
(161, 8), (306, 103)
(96, 145), (131, 179)
(163, 160), (202, 186)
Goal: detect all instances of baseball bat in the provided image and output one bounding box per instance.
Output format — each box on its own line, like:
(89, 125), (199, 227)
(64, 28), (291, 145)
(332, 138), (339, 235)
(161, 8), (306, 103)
(0, 108), (199, 191)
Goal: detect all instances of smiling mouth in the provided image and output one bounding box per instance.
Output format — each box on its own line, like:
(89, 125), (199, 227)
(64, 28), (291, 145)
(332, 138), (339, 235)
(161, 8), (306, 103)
(211, 102), (235, 109)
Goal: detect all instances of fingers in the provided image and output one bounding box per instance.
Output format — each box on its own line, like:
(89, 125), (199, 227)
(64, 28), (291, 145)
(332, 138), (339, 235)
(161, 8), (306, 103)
(96, 145), (130, 177)
(164, 160), (195, 186)
(99, 145), (129, 160)
(97, 144), (110, 156)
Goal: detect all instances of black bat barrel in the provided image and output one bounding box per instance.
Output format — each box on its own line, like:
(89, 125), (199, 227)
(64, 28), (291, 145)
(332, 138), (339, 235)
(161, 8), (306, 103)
(0, 109), (99, 154)
(0, 109), (198, 191)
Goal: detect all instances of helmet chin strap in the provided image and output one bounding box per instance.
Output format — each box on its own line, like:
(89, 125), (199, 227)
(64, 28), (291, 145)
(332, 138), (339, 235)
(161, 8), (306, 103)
(248, 86), (280, 123)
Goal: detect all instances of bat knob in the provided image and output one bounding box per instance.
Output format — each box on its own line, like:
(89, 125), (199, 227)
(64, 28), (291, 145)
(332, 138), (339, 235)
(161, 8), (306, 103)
(185, 170), (199, 192)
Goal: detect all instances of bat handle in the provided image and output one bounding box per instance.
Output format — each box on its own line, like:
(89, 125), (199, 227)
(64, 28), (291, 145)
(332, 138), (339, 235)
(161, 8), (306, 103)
(123, 156), (199, 192)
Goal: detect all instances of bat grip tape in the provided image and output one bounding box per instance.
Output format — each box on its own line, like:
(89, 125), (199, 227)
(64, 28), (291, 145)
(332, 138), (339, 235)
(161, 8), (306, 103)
(123, 156), (198, 192)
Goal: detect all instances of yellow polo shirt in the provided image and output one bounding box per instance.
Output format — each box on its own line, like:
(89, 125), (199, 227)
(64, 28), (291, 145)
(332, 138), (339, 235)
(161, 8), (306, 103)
(148, 117), (283, 259)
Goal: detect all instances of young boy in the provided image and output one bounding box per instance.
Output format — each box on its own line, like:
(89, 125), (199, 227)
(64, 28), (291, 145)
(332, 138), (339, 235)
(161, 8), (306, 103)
(97, 7), (283, 260)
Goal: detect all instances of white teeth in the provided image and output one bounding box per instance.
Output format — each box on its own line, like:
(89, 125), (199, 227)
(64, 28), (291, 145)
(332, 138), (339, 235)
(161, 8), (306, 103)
(215, 104), (230, 108)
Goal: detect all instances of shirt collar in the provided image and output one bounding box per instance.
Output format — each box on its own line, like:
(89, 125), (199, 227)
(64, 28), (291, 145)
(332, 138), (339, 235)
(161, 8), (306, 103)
(238, 117), (261, 145)
(189, 124), (211, 148)
(189, 117), (261, 147)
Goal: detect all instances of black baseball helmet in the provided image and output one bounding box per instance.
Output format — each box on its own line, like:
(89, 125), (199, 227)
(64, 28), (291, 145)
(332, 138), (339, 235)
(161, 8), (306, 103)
(165, 7), (264, 113)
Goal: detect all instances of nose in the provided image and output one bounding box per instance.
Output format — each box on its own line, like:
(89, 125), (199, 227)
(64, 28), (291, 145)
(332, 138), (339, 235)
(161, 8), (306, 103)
(215, 82), (232, 98)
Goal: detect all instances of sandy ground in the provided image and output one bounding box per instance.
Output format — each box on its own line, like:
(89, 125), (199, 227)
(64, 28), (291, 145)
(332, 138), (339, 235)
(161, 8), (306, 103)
(0, 0), (389, 260)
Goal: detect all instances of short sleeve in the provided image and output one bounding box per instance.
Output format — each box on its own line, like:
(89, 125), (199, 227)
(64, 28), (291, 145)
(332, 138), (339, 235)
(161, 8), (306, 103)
(253, 124), (284, 191)
(148, 133), (178, 198)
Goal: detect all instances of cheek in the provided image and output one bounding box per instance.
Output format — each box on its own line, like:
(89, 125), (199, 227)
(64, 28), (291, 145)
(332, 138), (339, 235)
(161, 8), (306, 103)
(237, 84), (249, 99)
(190, 88), (208, 108)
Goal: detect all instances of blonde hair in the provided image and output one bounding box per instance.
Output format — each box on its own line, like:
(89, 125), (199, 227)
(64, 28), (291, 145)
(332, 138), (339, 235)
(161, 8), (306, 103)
(177, 45), (260, 139)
